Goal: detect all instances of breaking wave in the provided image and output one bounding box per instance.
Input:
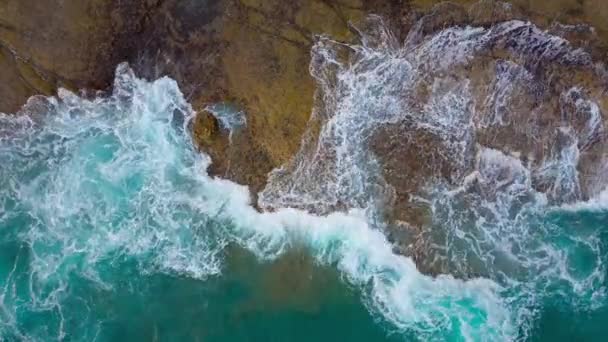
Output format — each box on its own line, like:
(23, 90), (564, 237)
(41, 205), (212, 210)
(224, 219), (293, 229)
(1, 10), (608, 341)
(0, 64), (513, 341)
(258, 12), (608, 341)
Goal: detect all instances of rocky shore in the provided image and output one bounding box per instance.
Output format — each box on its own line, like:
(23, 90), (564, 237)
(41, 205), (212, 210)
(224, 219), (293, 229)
(3, 0), (608, 275)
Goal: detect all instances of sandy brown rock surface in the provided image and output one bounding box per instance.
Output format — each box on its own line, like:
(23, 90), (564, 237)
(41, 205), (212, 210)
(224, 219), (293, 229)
(2, 1), (608, 269)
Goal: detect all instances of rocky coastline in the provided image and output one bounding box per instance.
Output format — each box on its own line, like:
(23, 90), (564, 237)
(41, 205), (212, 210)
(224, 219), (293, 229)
(3, 0), (608, 276)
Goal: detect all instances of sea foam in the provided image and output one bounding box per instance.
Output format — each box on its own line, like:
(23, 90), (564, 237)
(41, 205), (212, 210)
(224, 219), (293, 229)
(2, 15), (607, 341)
(0, 64), (513, 341)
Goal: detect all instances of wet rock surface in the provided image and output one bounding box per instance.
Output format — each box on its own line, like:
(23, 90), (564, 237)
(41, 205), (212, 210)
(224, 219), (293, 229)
(2, 0), (608, 277)
(367, 6), (608, 275)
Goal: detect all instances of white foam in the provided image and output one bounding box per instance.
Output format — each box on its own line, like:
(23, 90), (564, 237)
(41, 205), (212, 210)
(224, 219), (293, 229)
(1, 15), (606, 341)
(206, 178), (514, 339)
(254, 16), (607, 339)
(0, 64), (514, 340)
(559, 187), (608, 212)
(205, 102), (247, 142)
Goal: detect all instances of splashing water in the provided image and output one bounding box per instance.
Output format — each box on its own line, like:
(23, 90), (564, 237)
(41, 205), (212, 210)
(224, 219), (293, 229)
(259, 14), (608, 340)
(0, 64), (515, 341)
(0, 14), (608, 341)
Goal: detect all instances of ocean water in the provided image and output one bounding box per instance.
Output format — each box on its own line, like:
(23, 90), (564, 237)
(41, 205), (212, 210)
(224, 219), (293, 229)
(0, 63), (605, 342)
(1, 18), (608, 341)
(0, 64), (513, 341)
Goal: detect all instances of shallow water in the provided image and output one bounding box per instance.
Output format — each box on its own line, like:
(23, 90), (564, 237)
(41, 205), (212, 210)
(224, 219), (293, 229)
(0, 63), (606, 341)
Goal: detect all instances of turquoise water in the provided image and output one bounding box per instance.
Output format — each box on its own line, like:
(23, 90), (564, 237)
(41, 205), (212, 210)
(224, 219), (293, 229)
(529, 209), (608, 341)
(0, 64), (606, 341)
(0, 240), (396, 341)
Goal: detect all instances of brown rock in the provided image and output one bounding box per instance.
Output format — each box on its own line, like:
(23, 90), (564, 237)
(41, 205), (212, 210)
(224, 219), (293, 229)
(2, 1), (608, 277)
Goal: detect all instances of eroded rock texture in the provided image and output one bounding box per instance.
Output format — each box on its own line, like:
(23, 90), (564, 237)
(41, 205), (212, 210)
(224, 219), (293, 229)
(250, 2), (608, 276)
(2, 1), (608, 277)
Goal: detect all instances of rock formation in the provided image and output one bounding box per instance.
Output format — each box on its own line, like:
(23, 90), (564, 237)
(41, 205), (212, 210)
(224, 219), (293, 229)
(2, 0), (608, 276)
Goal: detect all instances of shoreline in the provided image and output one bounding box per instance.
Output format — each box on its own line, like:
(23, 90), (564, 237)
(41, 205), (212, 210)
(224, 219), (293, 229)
(2, 0), (608, 278)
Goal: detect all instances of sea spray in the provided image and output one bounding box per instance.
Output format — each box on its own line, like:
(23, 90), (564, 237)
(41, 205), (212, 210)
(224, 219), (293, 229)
(257, 15), (608, 340)
(0, 64), (514, 340)
(1, 14), (608, 341)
